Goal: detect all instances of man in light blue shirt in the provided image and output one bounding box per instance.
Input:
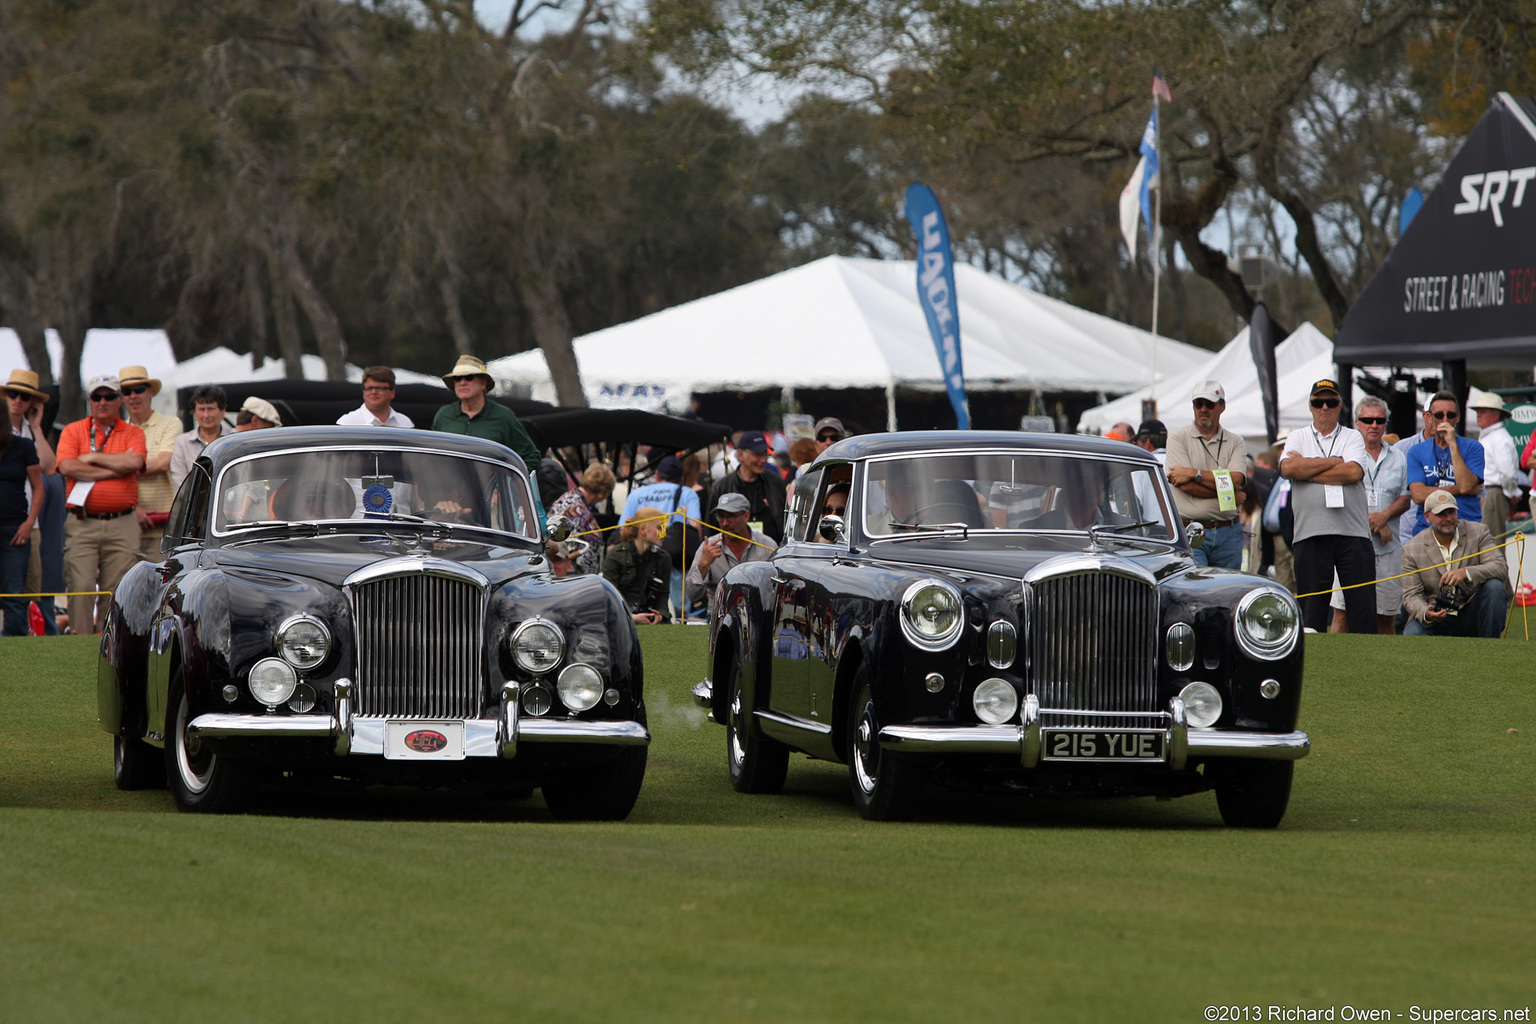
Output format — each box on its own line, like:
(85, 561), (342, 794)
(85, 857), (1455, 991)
(619, 454), (702, 617)
(1405, 390), (1484, 535)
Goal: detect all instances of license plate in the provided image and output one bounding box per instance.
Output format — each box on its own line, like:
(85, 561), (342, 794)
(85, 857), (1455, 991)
(384, 721), (466, 760)
(1041, 729), (1165, 762)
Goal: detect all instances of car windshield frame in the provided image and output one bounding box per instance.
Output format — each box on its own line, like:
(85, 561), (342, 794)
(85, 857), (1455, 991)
(855, 447), (1178, 545)
(207, 444), (539, 542)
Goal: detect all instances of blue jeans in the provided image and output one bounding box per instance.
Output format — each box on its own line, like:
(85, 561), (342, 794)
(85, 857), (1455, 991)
(1403, 579), (1508, 638)
(0, 523), (29, 636)
(1190, 519), (1243, 570)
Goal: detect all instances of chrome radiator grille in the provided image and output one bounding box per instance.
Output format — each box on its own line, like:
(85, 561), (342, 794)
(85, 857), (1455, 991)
(1029, 571), (1158, 728)
(351, 573), (485, 718)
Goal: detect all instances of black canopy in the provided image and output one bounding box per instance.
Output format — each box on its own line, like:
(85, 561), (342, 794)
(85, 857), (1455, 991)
(1335, 93), (1536, 367)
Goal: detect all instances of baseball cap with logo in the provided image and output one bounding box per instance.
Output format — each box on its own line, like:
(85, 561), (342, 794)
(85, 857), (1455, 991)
(1424, 489), (1458, 516)
(1310, 378), (1341, 397)
(86, 373), (121, 397)
(1191, 380), (1225, 403)
(713, 492), (750, 517)
(737, 430), (771, 454)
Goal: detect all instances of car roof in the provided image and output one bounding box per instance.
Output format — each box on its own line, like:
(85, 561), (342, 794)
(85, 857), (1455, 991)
(199, 426), (526, 472)
(815, 430), (1159, 465)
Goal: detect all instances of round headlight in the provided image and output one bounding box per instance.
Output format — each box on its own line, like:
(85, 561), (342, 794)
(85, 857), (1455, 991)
(277, 616), (331, 670)
(1165, 622), (1195, 672)
(248, 657), (298, 707)
(973, 677), (1020, 725)
(899, 579), (964, 651)
(510, 619), (565, 675)
(1235, 589), (1300, 659)
(986, 620), (1017, 669)
(556, 663), (603, 712)
(1179, 681), (1223, 729)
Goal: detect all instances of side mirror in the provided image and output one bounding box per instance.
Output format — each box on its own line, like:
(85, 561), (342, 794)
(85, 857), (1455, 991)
(818, 514), (846, 544)
(546, 515), (573, 544)
(1184, 520), (1205, 550)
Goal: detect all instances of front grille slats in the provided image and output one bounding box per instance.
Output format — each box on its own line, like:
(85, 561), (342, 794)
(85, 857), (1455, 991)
(1030, 571), (1157, 729)
(352, 573), (484, 719)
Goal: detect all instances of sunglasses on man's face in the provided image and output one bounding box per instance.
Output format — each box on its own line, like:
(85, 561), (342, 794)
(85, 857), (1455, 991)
(818, 433), (842, 442)
(822, 504), (845, 515)
(89, 393), (119, 403)
(121, 385), (150, 396)
(1357, 416), (1387, 426)
(1192, 399), (1218, 410)
(1430, 410), (1459, 421)
(5, 389), (32, 401)
(1310, 398), (1341, 409)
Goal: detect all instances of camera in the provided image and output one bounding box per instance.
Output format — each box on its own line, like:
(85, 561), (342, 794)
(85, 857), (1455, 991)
(1431, 585), (1469, 616)
(632, 571), (670, 621)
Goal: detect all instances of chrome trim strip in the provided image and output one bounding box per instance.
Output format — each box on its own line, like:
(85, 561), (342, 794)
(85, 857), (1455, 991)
(878, 723), (1023, 753)
(756, 708), (834, 739)
(1024, 553), (1157, 586)
(518, 719), (650, 745)
(344, 556), (490, 590)
(691, 678), (713, 710)
(1021, 693), (1041, 767)
(1168, 695), (1188, 771)
(498, 681), (520, 758)
(1187, 729), (1310, 760)
(334, 678), (353, 755)
(189, 713), (334, 738)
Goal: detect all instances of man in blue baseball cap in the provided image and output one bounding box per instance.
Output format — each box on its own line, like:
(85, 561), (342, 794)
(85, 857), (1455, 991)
(711, 430), (787, 544)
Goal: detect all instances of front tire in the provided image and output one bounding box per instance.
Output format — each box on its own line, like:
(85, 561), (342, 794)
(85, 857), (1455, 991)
(1213, 759), (1294, 828)
(847, 671), (925, 821)
(542, 743), (648, 822)
(114, 734), (165, 791)
(724, 655), (788, 794)
(165, 667), (250, 814)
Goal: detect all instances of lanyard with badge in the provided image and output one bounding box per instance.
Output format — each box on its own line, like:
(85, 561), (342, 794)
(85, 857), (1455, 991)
(69, 419), (116, 509)
(1198, 434), (1239, 513)
(1363, 450), (1385, 511)
(1312, 427), (1347, 508)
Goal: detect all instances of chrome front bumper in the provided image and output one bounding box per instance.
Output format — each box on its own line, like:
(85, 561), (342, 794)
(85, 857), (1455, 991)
(189, 679), (650, 759)
(878, 695), (1308, 770)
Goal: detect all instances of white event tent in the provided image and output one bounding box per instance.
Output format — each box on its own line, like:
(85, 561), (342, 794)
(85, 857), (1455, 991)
(1077, 322), (1337, 441)
(489, 255), (1209, 426)
(1, 328), (177, 390)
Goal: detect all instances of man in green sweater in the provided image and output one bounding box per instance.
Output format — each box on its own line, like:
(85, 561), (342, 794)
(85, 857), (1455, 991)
(432, 355), (546, 529)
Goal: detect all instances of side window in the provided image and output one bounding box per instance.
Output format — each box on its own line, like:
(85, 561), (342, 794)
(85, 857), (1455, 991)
(181, 465), (212, 542)
(788, 467), (824, 542)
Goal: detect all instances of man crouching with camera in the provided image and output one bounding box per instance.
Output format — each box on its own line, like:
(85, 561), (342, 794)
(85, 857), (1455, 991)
(1401, 489), (1508, 637)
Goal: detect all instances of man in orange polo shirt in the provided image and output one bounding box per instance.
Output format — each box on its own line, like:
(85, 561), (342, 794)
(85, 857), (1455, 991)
(56, 374), (146, 634)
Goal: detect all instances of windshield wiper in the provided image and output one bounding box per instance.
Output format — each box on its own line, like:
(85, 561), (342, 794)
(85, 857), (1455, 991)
(883, 520), (972, 540)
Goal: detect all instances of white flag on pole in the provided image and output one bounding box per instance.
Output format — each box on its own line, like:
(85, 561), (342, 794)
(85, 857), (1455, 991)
(1119, 156), (1147, 257)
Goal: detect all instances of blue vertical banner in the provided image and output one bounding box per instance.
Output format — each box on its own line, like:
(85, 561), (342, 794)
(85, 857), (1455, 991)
(903, 181), (971, 429)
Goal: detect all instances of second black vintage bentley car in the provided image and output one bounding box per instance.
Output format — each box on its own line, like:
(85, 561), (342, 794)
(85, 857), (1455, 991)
(693, 431), (1309, 826)
(98, 427), (649, 819)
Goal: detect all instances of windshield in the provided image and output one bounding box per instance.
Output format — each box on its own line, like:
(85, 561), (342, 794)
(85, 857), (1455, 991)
(212, 448), (537, 538)
(862, 453), (1175, 540)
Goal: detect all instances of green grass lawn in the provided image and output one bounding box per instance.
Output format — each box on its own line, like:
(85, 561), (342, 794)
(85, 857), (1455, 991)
(1, 630), (1533, 1022)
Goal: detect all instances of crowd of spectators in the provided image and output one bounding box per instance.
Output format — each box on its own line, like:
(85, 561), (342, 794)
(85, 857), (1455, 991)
(5, 350), (1526, 641)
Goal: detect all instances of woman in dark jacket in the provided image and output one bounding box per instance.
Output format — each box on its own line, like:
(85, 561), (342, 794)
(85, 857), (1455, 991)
(601, 505), (672, 623)
(0, 427), (43, 635)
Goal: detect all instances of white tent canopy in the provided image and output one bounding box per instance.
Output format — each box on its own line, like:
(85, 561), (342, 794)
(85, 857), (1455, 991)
(489, 256), (1208, 419)
(1076, 322), (1337, 440)
(1, 328), (177, 390)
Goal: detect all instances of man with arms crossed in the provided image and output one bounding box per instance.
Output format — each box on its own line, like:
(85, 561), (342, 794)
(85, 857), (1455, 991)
(1165, 381), (1247, 569)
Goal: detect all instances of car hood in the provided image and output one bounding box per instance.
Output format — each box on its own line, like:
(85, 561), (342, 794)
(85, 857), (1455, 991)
(208, 531), (541, 588)
(860, 535), (1194, 583)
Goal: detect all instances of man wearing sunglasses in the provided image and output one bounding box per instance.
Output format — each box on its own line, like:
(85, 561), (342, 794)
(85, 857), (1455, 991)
(1327, 397), (1409, 634)
(1281, 378), (1375, 633)
(55, 374), (147, 634)
(1405, 390), (1484, 537)
(1165, 380), (1247, 569)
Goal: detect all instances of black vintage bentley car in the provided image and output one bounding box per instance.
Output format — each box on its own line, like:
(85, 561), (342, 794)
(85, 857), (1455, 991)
(692, 431), (1308, 826)
(97, 427), (649, 818)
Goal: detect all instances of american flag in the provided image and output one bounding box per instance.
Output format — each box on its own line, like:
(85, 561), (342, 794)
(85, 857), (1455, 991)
(1152, 67), (1173, 102)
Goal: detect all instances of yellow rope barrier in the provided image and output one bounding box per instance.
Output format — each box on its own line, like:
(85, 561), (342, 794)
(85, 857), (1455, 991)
(1292, 533), (1525, 599)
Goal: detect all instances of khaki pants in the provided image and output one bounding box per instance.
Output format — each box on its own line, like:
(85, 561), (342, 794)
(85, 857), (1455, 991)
(1481, 489), (1510, 536)
(64, 513), (141, 634)
(1273, 535), (1297, 594)
(139, 526), (164, 561)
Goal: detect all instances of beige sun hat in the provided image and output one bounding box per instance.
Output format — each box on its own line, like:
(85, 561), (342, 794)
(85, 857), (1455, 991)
(241, 395), (282, 426)
(442, 355), (495, 390)
(117, 365), (162, 396)
(4, 369), (48, 402)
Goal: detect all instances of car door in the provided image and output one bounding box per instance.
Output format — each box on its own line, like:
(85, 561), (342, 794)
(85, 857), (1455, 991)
(767, 466), (822, 724)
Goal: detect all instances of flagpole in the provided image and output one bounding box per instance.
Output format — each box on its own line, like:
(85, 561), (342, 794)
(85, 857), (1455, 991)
(1149, 91), (1161, 404)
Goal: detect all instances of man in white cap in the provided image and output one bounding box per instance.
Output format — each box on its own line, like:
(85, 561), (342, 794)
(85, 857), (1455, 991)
(685, 491), (777, 617)
(1468, 389), (1520, 531)
(1400, 489), (1507, 637)
(118, 365), (178, 558)
(431, 355), (541, 472)
(56, 374), (146, 634)
(237, 396), (282, 430)
(1164, 380), (1247, 569)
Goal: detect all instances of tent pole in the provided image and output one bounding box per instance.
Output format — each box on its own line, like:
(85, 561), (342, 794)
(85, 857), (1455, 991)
(886, 384), (898, 432)
(1337, 362), (1355, 428)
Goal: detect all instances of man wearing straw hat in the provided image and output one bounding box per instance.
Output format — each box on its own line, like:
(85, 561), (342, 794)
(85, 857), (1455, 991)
(431, 355), (542, 474)
(118, 365), (179, 558)
(1468, 389), (1520, 533)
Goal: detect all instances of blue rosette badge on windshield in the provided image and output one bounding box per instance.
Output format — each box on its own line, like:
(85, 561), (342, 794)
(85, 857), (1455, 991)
(362, 484), (393, 519)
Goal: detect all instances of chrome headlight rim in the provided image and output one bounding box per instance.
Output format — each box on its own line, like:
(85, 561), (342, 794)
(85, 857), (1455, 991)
(276, 614), (332, 671)
(898, 578), (965, 652)
(1234, 588), (1300, 660)
(510, 618), (566, 675)
(248, 657), (298, 707)
(556, 663), (604, 712)
(1165, 622), (1195, 672)
(972, 676), (1020, 725)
